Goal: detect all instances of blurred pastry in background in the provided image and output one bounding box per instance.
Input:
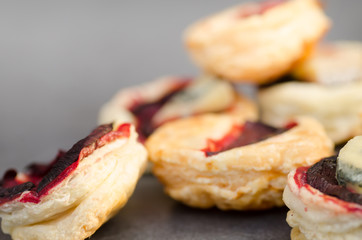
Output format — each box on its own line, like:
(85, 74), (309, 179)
(258, 42), (362, 144)
(0, 123), (147, 240)
(99, 75), (257, 143)
(259, 81), (362, 144)
(293, 41), (362, 85)
(146, 115), (333, 210)
(184, 0), (330, 84)
(283, 136), (362, 240)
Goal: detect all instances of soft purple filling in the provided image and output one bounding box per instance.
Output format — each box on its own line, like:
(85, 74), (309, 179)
(203, 121), (295, 157)
(307, 156), (362, 205)
(129, 80), (190, 142)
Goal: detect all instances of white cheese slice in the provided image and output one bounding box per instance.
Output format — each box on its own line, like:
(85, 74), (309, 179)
(337, 136), (362, 193)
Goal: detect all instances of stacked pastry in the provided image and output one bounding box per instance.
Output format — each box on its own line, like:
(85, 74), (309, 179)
(97, 0), (336, 212)
(145, 0), (336, 211)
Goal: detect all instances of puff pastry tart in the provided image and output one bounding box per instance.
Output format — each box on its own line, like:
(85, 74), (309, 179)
(0, 123), (147, 240)
(258, 80), (362, 144)
(146, 115), (333, 210)
(283, 136), (362, 240)
(293, 41), (362, 85)
(184, 0), (330, 84)
(98, 75), (257, 142)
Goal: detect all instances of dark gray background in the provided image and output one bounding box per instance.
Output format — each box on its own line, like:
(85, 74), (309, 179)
(0, 1), (361, 239)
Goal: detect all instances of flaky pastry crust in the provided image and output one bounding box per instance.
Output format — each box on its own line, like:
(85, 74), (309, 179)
(185, 0), (330, 84)
(283, 168), (362, 240)
(146, 115), (333, 210)
(0, 126), (147, 240)
(259, 81), (362, 144)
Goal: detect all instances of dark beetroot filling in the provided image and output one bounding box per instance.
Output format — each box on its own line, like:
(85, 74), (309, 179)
(307, 156), (362, 205)
(129, 79), (191, 142)
(202, 121), (296, 157)
(238, 0), (287, 18)
(0, 123), (130, 204)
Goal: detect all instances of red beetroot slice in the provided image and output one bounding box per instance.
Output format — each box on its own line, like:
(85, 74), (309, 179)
(0, 123), (130, 204)
(129, 79), (191, 142)
(237, 0), (287, 18)
(0, 151), (66, 203)
(307, 156), (362, 205)
(25, 150), (66, 186)
(203, 121), (293, 157)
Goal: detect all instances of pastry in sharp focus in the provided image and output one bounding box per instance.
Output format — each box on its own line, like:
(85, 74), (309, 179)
(98, 75), (257, 142)
(293, 41), (362, 85)
(146, 115), (333, 210)
(283, 136), (362, 240)
(0, 123), (147, 240)
(185, 0), (330, 84)
(258, 80), (362, 144)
